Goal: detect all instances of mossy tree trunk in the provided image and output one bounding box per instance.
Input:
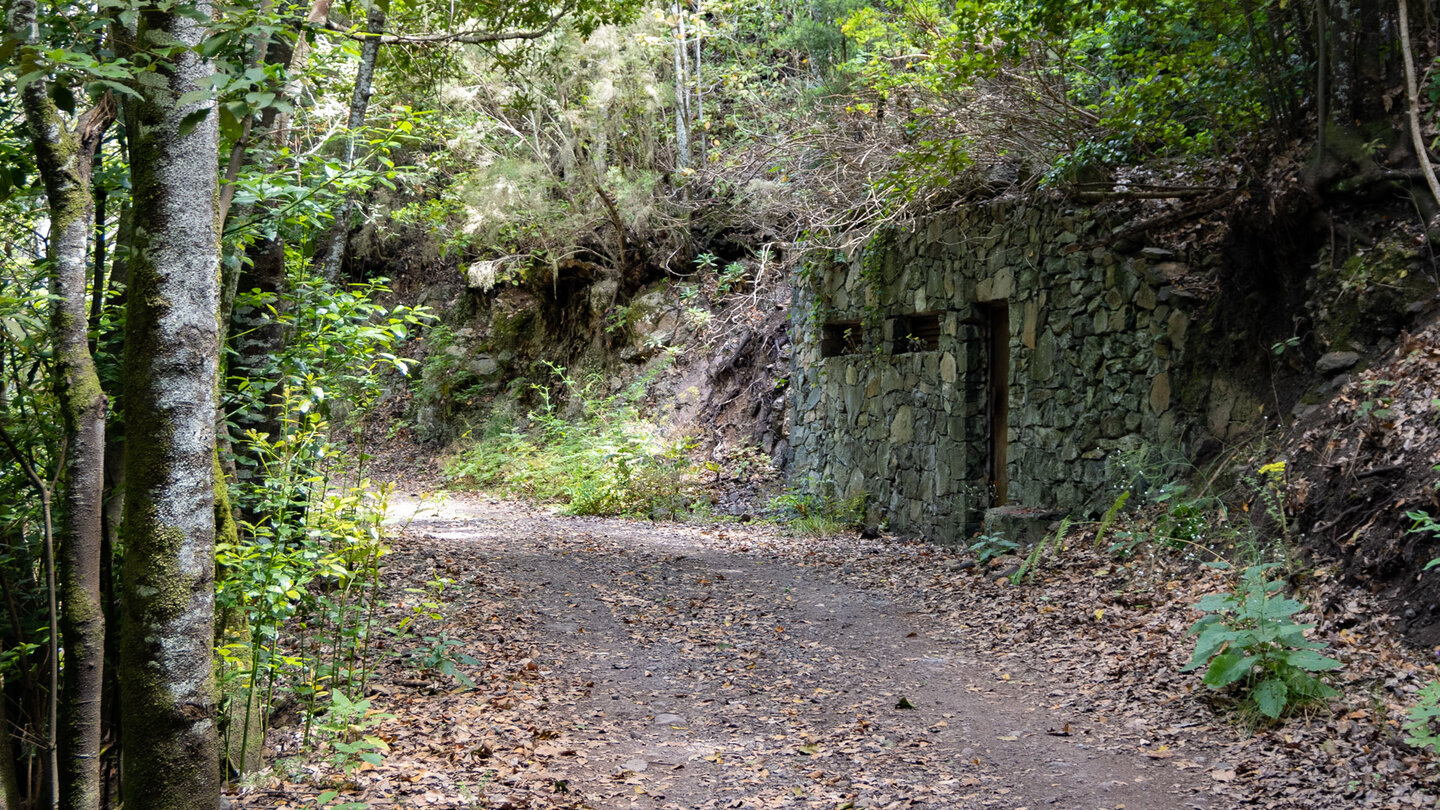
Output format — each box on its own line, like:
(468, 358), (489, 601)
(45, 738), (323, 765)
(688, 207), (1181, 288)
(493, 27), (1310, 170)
(10, 0), (115, 807)
(118, 0), (223, 806)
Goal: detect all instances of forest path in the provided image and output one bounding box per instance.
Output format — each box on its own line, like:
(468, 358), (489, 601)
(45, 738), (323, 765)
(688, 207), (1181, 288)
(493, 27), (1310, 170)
(343, 494), (1227, 810)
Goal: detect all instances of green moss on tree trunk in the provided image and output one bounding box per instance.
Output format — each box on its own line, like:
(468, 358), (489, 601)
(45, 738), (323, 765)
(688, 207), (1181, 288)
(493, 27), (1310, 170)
(117, 1), (224, 807)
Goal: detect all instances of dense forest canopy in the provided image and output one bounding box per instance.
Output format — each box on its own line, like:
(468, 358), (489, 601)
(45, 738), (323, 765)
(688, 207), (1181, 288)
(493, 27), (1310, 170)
(0, 0), (1438, 806)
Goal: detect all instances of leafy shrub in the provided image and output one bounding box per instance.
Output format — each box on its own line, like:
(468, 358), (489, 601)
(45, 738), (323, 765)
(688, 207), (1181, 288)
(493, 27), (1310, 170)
(969, 533), (1019, 565)
(217, 255), (424, 769)
(318, 690), (394, 778)
(1153, 483), (1210, 545)
(1183, 564), (1341, 720)
(1404, 681), (1440, 756)
(216, 468), (394, 768)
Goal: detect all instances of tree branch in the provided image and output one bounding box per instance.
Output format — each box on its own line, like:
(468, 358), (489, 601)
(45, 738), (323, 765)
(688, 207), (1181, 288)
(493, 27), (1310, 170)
(1072, 187), (1227, 201)
(318, 12), (563, 45)
(1102, 190), (1240, 244)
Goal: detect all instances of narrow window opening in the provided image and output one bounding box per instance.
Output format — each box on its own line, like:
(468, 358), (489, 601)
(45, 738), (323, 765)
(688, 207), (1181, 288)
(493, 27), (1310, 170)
(821, 320), (863, 357)
(892, 312), (941, 354)
(984, 302), (1010, 506)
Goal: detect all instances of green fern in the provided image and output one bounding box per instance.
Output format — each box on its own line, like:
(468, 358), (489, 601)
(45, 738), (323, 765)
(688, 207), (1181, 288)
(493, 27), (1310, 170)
(1093, 490), (1130, 549)
(1010, 517), (1070, 585)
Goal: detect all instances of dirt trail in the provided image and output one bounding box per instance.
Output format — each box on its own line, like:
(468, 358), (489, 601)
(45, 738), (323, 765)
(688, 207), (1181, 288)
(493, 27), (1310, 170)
(352, 495), (1223, 810)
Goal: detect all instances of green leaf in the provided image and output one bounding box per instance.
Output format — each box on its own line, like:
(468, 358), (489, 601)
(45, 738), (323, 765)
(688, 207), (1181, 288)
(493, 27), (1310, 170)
(177, 107), (211, 138)
(1282, 649), (1340, 672)
(177, 89), (211, 107)
(198, 33), (230, 59)
(332, 690), (356, 712)
(51, 82), (76, 114)
(1271, 622), (1313, 646)
(1184, 623), (1236, 671)
(1282, 671), (1337, 699)
(87, 79), (141, 99)
(1193, 593), (1231, 612)
(1202, 652), (1256, 688)
(1257, 596), (1304, 621)
(1252, 678), (1287, 718)
(15, 70), (48, 94)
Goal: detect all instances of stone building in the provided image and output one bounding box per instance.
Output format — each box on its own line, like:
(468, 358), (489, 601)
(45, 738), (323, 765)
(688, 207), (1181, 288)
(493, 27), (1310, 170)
(789, 200), (1207, 542)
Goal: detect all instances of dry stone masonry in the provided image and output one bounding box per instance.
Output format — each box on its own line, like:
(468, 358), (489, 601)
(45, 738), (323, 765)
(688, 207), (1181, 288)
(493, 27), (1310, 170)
(789, 200), (1209, 542)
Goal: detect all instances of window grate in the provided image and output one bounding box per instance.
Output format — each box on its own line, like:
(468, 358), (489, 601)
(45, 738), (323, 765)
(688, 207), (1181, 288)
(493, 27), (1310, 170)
(892, 313), (941, 353)
(821, 320), (864, 357)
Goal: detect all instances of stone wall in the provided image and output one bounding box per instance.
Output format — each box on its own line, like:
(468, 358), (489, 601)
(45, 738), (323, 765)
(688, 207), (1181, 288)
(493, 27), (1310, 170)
(789, 200), (1205, 542)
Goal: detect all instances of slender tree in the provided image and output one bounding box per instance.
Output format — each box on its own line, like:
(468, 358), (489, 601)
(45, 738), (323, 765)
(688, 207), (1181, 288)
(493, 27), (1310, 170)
(316, 0), (386, 280)
(9, 0), (114, 807)
(118, 0), (223, 805)
(672, 0), (690, 169)
(1399, 0), (1440, 211)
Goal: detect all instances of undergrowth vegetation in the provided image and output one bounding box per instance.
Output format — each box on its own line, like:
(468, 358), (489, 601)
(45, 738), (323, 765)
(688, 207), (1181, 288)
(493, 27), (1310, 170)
(965, 444), (1354, 724)
(443, 361), (700, 517)
(216, 256), (439, 777)
(767, 478), (868, 537)
(1405, 454), (1440, 754)
(440, 364), (864, 534)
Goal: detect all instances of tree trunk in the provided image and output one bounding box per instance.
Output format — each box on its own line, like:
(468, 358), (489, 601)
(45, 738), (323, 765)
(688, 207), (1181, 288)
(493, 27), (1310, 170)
(694, 11), (702, 163)
(97, 200), (130, 808)
(0, 689), (20, 810)
(227, 235), (288, 522)
(1316, 0), (1329, 164)
(119, 0), (223, 806)
(316, 1), (385, 280)
(672, 1), (690, 170)
(216, 0), (278, 231)
(12, 1), (113, 807)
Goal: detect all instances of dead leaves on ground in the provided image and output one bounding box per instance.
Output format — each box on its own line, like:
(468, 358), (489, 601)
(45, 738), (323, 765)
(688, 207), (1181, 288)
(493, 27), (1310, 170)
(230, 504), (1438, 810)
